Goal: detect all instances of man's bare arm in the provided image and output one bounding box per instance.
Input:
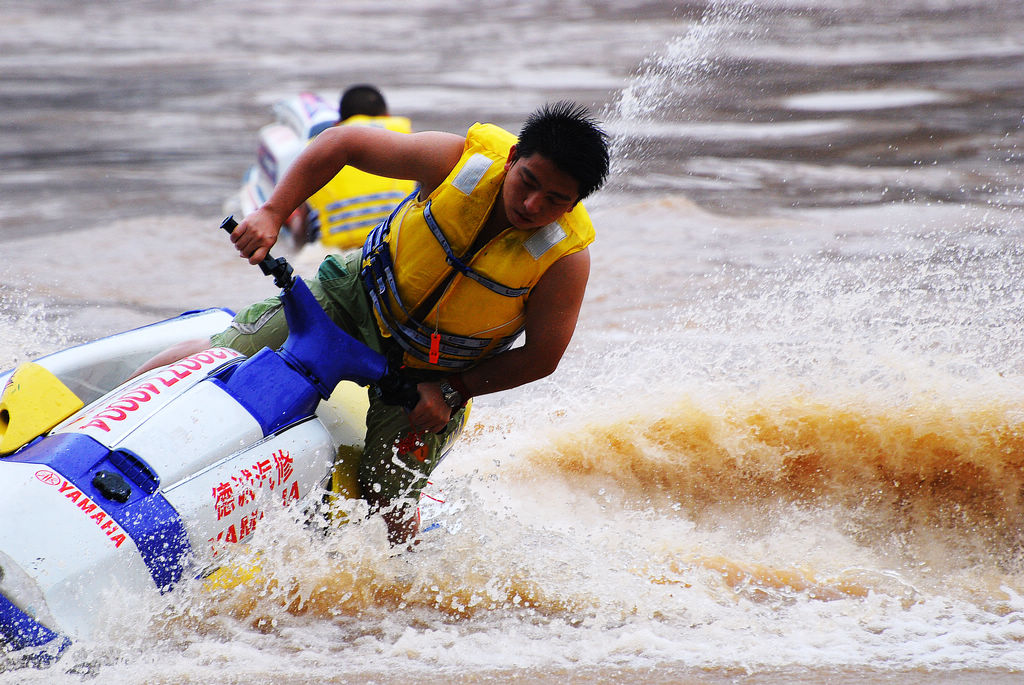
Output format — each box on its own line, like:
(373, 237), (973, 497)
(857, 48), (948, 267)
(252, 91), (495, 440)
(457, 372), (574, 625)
(232, 127), (464, 264)
(464, 248), (591, 394)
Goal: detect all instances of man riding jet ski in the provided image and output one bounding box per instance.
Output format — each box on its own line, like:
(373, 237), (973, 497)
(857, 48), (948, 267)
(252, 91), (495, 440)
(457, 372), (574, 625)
(148, 101), (611, 547)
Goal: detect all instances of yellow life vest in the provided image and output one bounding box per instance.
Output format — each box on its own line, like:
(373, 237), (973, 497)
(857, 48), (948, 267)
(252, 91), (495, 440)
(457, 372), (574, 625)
(360, 122), (596, 370)
(307, 115), (417, 249)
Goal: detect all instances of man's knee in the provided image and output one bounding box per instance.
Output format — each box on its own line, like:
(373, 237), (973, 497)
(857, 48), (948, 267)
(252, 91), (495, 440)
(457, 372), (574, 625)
(130, 337), (213, 379)
(210, 297), (288, 355)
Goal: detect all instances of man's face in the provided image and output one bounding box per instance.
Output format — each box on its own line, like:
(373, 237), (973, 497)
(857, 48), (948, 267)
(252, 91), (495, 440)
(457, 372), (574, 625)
(501, 146), (580, 230)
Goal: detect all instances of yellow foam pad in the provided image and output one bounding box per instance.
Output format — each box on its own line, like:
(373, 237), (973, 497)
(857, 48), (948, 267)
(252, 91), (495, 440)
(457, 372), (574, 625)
(0, 363), (84, 455)
(202, 557), (264, 592)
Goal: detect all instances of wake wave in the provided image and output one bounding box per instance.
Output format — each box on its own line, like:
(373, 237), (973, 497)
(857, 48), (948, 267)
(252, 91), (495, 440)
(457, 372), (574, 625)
(525, 392), (1024, 561)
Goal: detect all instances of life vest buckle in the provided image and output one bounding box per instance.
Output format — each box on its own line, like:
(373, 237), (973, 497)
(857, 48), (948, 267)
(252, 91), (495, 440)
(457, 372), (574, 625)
(444, 254), (468, 273)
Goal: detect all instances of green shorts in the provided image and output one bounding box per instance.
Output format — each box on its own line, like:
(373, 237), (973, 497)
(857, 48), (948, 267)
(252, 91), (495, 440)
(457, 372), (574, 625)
(211, 251), (465, 507)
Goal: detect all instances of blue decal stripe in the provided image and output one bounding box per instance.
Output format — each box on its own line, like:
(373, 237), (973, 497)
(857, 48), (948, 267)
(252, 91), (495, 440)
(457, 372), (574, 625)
(7, 433), (192, 592)
(117, 488), (191, 591)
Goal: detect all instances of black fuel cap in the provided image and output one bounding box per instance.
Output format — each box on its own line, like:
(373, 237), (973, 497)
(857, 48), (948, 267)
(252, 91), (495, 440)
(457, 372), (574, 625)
(92, 470), (132, 503)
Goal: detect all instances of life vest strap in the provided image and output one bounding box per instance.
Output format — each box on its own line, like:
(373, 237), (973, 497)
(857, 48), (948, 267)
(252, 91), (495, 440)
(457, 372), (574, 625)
(421, 203), (531, 298)
(362, 246), (522, 368)
(360, 197), (524, 368)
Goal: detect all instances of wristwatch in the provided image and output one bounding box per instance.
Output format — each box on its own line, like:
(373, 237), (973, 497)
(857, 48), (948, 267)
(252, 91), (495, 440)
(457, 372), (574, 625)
(437, 379), (463, 410)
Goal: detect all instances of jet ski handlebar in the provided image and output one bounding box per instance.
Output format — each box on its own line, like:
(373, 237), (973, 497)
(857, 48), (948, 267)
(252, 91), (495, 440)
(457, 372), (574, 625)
(220, 216), (295, 289)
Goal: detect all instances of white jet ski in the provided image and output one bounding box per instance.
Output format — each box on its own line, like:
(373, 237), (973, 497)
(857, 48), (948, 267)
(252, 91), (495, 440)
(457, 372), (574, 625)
(0, 217), (454, 660)
(233, 92), (338, 221)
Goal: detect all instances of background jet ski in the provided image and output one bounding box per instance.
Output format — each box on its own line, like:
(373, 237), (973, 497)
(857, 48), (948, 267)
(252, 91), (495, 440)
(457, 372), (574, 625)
(232, 92), (338, 223)
(0, 218), (437, 660)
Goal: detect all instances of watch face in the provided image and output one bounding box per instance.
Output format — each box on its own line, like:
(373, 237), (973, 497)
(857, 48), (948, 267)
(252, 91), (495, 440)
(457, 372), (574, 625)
(439, 380), (461, 408)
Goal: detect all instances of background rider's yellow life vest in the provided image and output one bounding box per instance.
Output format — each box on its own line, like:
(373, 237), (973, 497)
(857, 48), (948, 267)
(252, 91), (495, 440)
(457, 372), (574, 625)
(361, 122), (596, 370)
(307, 115), (417, 249)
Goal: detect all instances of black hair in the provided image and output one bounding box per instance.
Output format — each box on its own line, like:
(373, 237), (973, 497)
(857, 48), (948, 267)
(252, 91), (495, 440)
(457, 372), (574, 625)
(339, 85), (388, 121)
(516, 101), (610, 200)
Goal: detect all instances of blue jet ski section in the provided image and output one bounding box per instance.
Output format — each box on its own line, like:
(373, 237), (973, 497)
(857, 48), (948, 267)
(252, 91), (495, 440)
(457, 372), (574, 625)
(211, 260), (390, 435)
(5, 433), (189, 592)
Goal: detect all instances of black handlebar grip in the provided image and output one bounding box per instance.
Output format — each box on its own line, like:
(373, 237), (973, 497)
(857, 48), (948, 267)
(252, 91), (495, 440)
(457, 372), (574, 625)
(220, 215), (295, 289)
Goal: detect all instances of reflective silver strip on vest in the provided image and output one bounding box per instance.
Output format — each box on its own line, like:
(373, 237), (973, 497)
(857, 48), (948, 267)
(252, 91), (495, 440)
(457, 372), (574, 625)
(524, 222), (567, 259)
(451, 154), (493, 195)
(325, 191), (409, 212)
(328, 215), (388, 234)
(327, 205), (396, 231)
